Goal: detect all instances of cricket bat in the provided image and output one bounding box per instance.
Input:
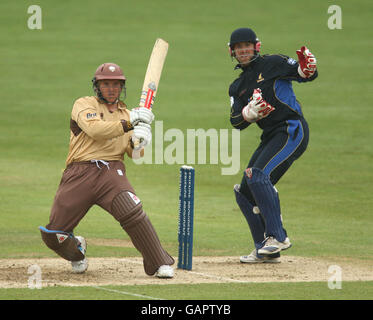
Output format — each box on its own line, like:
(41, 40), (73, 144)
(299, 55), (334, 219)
(133, 38), (169, 149)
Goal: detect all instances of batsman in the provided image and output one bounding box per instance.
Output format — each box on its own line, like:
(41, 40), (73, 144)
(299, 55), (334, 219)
(228, 28), (318, 263)
(39, 62), (174, 278)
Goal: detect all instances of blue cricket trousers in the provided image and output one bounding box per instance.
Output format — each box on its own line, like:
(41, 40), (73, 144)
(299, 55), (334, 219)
(240, 117), (309, 204)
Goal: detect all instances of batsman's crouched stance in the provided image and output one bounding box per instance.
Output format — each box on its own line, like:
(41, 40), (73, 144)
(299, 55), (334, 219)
(39, 63), (174, 277)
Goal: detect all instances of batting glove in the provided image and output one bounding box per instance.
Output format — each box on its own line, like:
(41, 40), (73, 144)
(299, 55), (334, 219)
(131, 122), (152, 150)
(242, 88), (275, 122)
(130, 107), (155, 126)
(296, 46), (317, 78)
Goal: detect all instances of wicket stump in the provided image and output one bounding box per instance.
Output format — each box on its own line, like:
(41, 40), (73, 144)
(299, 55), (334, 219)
(178, 165), (195, 270)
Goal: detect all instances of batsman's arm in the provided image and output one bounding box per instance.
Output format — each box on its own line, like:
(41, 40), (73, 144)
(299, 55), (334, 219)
(76, 112), (133, 141)
(72, 100), (132, 141)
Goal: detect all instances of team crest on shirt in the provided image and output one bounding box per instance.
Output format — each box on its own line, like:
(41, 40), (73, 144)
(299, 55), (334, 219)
(256, 73), (264, 83)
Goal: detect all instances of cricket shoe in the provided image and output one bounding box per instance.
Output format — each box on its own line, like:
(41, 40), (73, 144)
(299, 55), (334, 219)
(155, 265), (174, 278)
(240, 249), (280, 264)
(71, 236), (88, 274)
(257, 236), (292, 255)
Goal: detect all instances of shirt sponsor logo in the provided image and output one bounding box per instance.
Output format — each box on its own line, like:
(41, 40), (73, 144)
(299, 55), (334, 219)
(86, 112), (97, 119)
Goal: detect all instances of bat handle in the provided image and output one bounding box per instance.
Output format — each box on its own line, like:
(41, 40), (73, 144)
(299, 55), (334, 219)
(132, 105), (149, 150)
(133, 86), (155, 150)
(132, 136), (143, 150)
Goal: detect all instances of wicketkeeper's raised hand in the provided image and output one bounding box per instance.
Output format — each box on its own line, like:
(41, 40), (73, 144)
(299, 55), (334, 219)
(242, 88), (275, 122)
(129, 107), (155, 126)
(296, 46), (317, 78)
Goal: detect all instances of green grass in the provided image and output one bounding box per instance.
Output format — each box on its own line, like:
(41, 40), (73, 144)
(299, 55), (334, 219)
(0, 0), (372, 300)
(1, 282), (372, 300)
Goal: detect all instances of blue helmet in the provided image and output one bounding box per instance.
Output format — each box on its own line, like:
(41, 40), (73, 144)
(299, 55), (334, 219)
(228, 28), (261, 57)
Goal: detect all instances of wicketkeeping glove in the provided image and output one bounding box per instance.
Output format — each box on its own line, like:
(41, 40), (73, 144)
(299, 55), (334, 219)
(131, 122), (152, 150)
(129, 107), (155, 126)
(296, 46), (317, 78)
(242, 88), (275, 122)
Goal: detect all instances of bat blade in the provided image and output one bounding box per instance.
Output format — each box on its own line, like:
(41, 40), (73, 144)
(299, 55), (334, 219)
(139, 38), (169, 109)
(133, 38), (168, 150)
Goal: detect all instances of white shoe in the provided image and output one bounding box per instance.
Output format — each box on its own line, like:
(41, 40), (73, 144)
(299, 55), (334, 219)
(71, 258), (88, 273)
(240, 249), (280, 264)
(155, 265), (174, 278)
(258, 236), (292, 255)
(75, 236), (87, 254)
(71, 236), (88, 274)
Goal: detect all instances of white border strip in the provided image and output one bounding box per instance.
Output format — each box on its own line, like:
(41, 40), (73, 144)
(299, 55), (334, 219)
(93, 285), (164, 300)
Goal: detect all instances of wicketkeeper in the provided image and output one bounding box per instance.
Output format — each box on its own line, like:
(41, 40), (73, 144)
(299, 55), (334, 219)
(228, 28), (318, 263)
(39, 63), (174, 277)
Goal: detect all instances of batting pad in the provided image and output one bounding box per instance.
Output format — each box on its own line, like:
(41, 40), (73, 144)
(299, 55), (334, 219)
(111, 191), (174, 275)
(39, 226), (85, 262)
(244, 168), (287, 242)
(234, 184), (266, 249)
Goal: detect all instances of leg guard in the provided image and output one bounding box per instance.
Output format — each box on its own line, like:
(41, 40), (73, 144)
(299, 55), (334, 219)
(244, 167), (287, 242)
(39, 226), (85, 262)
(112, 191), (174, 276)
(234, 184), (266, 249)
